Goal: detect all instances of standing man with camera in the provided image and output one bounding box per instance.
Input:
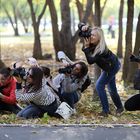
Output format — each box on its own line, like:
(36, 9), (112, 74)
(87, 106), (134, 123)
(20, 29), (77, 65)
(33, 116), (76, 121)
(78, 23), (124, 117)
(53, 53), (88, 109)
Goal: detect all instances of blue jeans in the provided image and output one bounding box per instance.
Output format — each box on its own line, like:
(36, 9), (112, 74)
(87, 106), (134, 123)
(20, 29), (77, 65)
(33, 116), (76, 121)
(17, 99), (58, 119)
(96, 59), (123, 113)
(59, 91), (79, 109)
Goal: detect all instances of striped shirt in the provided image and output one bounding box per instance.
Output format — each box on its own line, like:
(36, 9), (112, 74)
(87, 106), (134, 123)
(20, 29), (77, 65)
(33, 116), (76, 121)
(16, 78), (55, 106)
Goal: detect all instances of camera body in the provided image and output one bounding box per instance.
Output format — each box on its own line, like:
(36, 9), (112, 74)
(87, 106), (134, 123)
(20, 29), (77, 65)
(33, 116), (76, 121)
(78, 23), (91, 38)
(58, 65), (74, 74)
(12, 67), (26, 80)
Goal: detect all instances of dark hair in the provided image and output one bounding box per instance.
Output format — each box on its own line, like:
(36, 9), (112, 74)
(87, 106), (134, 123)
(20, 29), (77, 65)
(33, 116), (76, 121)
(29, 67), (43, 92)
(40, 66), (50, 78)
(74, 61), (88, 78)
(0, 67), (12, 78)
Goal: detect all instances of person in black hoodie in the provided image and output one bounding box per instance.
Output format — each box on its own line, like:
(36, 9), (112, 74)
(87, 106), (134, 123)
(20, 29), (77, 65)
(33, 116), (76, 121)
(81, 25), (123, 116)
(124, 53), (140, 111)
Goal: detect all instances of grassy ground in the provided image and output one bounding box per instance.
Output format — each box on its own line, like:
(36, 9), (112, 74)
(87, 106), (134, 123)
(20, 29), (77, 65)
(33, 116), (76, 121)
(0, 35), (140, 125)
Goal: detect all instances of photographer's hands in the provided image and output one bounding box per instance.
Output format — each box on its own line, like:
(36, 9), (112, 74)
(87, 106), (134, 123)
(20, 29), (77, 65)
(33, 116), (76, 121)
(84, 38), (91, 48)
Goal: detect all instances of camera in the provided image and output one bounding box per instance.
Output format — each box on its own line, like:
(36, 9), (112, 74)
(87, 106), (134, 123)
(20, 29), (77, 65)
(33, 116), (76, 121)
(12, 67), (26, 80)
(130, 49), (140, 63)
(58, 65), (74, 74)
(78, 23), (91, 38)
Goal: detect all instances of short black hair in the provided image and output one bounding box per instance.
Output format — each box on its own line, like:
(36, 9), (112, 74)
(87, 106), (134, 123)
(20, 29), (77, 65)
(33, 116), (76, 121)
(0, 67), (12, 78)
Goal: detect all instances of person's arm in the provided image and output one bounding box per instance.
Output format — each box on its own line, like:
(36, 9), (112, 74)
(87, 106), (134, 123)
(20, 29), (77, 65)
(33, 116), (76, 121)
(62, 75), (84, 93)
(82, 47), (98, 64)
(1, 80), (16, 104)
(16, 89), (37, 102)
(52, 74), (64, 89)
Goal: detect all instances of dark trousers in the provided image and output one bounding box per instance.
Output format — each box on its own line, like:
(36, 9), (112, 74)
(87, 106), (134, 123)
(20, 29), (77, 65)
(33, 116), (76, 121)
(17, 99), (58, 119)
(96, 59), (123, 113)
(58, 91), (79, 109)
(124, 94), (140, 111)
(0, 101), (21, 114)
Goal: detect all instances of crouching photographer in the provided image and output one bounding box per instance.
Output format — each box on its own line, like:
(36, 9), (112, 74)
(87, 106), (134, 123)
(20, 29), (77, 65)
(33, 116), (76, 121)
(53, 51), (89, 111)
(0, 67), (22, 114)
(124, 51), (140, 111)
(16, 67), (58, 119)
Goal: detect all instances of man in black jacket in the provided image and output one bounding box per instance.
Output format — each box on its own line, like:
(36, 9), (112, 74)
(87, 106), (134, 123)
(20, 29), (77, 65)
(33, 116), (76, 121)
(124, 53), (140, 111)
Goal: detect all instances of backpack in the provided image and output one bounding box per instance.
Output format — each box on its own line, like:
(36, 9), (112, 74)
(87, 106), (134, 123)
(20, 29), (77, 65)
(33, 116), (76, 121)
(81, 75), (91, 92)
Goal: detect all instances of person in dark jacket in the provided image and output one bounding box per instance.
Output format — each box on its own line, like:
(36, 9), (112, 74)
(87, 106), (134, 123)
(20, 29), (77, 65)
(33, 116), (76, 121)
(0, 67), (21, 114)
(81, 26), (123, 117)
(124, 54), (140, 111)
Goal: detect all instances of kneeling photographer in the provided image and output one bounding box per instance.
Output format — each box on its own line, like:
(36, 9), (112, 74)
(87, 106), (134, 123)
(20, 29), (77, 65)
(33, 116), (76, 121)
(53, 51), (89, 109)
(124, 51), (140, 111)
(0, 67), (22, 114)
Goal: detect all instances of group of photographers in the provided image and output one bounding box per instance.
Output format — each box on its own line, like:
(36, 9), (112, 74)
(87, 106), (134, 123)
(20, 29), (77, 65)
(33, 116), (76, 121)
(0, 23), (140, 120)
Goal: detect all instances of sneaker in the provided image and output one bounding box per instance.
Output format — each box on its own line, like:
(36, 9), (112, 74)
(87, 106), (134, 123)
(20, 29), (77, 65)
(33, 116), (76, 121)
(116, 108), (124, 116)
(98, 111), (110, 117)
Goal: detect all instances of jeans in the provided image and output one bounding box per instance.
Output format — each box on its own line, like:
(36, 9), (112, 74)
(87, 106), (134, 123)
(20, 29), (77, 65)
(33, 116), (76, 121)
(96, 59), (123, 113)
(0, 101), (21, 114)
(17, 99), (58, 119)
(58, 91), (79, 109)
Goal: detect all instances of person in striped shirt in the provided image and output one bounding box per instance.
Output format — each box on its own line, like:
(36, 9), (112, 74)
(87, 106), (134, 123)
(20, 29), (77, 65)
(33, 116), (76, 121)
(16, 67), (58, 119)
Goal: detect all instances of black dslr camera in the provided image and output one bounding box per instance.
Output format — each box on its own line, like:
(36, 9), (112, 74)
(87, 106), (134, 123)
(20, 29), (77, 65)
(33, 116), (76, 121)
(12, 67), (26, 80)
(78, 23), (91, 38)
(58, 65), (74, 74)
(130, 49), (140, 63)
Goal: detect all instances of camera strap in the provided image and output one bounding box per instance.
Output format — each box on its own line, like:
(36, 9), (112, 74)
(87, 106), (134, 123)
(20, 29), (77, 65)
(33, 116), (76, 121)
(46, 82), (59, 95)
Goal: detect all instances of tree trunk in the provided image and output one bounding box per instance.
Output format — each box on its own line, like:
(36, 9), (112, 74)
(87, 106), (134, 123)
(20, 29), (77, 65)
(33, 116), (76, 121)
(94, 0), (101, 26)
(47, 0), (62, 60)
(117, 0), (124, 58)
(92, 0), (101, 100)
(122, 0), (134, 82)
(60, 0), (75, 60)
(28, 0), (47, 59)
(127, 13), (140, 82)
(76, 0), (84, 21)
(3, 5), (19, 36)
(33, 24), (42, 59)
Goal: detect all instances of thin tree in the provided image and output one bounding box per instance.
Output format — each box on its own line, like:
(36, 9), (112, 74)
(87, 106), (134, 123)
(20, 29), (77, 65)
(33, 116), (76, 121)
(27, 0), (47, 59)
(127, 13), (140, 82)
(1, 0), (19, 36)
(122, 0), (134, 82)
(117, 0), (124, 58)
(47, 0), (93, 60)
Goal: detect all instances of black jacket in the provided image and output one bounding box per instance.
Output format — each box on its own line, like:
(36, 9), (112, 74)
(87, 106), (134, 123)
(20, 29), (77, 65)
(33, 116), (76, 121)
(133, 69), (140, 90)
(82, 46), (118, 72)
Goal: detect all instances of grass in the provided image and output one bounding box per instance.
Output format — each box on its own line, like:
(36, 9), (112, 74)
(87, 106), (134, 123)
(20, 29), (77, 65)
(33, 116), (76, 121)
(0, 34), (140, 125)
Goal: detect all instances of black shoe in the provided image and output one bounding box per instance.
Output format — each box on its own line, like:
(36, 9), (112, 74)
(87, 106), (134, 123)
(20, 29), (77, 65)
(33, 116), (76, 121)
(98, 111), (110, 117)
(116, 108), (124, 116)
